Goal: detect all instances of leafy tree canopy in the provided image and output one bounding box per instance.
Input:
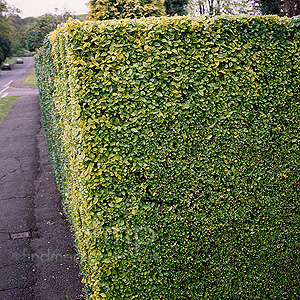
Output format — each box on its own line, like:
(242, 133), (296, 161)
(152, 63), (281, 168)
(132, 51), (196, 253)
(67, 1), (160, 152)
(20, 12), (73, 52)
(164, 0), (189, 16)
(254, 0), (281, 15)
(253, 0), (300, 16)
(0, 0), (17, 62)
(186, 0), (253, 16)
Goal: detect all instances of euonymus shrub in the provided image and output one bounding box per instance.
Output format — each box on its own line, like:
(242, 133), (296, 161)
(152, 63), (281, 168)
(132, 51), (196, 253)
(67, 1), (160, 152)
(36, 15), (300, 299)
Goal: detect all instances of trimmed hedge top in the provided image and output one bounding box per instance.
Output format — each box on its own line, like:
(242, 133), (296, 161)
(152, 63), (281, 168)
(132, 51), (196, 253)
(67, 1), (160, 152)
(36, 15), (300, 299)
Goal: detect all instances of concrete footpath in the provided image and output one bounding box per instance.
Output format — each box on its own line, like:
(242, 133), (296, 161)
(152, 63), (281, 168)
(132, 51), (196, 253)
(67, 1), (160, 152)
(0, 59), (84, 299)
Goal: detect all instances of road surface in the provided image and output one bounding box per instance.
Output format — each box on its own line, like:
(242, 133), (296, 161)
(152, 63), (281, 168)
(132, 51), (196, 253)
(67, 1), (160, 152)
(0, 57), (37, 99)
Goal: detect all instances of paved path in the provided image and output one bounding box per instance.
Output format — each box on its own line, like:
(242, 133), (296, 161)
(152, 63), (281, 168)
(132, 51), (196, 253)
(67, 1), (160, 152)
(0, 57), (83, 299)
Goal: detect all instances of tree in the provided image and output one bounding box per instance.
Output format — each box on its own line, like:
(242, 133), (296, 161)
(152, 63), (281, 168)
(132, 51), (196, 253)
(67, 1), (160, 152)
(20, 12), (73, 52)
(87, 0), (165, 20)
(164, 0), (189, 16)
(186, 0), (253, 16)
(253, 0), (300, 16)
(0, 35), (11, 57)
(0, 46), (3, 62)
(0, 0), (16, 63)
(281, 0), (300, 16)
(0, 0), (10, 37)
(254, 0), (281, 15)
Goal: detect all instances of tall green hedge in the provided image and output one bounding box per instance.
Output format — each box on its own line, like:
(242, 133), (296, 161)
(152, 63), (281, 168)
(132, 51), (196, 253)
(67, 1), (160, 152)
(35, 15), (300, 299)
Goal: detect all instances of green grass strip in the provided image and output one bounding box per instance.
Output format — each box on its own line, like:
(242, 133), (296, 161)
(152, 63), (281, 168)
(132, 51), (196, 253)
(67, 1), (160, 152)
(4, 57), (18, 65)
(22, 67), (37, 86)
(0, 96), (18, 124)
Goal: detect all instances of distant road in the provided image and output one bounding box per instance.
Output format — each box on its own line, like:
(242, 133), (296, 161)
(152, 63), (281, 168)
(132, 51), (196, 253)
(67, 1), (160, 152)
(0, 57), (37, 98)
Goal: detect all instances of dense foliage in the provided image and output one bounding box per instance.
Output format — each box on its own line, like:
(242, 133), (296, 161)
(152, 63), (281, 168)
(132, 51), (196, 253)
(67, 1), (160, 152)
(254, 0), (300, 16)
(36, 15), (300, 300)
(186, 0), (253, 16)
(0, 0), (13, 62)
(20, 12), (73, 52)
(164, 0), (188, 16)
(255, 0), (281, 15)
(87, 0), (165, 20)
(0, 0), (39, 58)
(0, 0), (85, 57)
(281, 0), (300, 16)
(0, 35), (11, 61)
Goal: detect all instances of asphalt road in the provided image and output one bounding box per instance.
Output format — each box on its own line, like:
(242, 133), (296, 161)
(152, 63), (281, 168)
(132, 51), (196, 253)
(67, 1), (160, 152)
(0, 57), (83, 299)
(0, 57), (28, 86)
(0, 58), (28, 89)
(0, 57), (37, 98)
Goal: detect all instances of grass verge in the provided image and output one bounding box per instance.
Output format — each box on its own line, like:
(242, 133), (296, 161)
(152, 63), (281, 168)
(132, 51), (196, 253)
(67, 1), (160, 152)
(4, 57), (18, 65)
(23, 67), (37, 86)
(0, 96), (18, 124)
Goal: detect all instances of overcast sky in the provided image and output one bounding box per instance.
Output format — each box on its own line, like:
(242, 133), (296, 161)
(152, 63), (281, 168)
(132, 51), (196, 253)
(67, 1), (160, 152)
(6, 0), (89, 18)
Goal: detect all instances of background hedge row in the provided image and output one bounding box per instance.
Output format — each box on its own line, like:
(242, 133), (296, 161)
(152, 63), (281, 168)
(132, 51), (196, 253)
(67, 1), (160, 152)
(36, 15), (300, 299)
